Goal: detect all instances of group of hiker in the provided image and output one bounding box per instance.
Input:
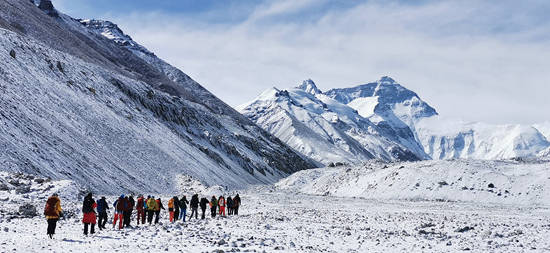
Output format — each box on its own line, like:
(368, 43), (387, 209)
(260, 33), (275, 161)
(43, 193), (241, 238)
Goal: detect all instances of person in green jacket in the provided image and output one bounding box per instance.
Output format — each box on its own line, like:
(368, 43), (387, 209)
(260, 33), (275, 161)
(209, 196), (218, 218)
(146, 196), (157, 225)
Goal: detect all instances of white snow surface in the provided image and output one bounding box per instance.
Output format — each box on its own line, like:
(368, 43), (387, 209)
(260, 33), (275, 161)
(534, 122), (550, 140)
(1, 184), (550, 252)
(277, 159), (550, 206)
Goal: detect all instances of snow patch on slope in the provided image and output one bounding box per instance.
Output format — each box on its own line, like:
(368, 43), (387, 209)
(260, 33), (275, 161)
(347, 96), (379, 118)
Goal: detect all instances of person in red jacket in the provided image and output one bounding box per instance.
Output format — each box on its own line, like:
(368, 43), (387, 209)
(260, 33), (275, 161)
(136, 195), (145, 225)
(112, 195), (126, 229)
(82, 193), (97, 235)
(218, 196), (226, 216)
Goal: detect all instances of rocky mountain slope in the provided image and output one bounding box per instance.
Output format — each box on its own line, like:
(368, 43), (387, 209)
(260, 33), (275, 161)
(0, 0), (315, 194)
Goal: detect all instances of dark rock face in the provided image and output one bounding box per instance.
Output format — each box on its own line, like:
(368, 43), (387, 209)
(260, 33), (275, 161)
(37, 0), (59, 18)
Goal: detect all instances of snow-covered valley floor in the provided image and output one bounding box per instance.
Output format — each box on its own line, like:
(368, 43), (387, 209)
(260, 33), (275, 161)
(1, 188), (549, 252)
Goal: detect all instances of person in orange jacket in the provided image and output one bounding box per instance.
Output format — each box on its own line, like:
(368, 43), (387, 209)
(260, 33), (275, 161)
(154, 198), (164, 224)
(168, 197), (175, 223)
(44, 193), (62, 239)
(82, 193), (97, 235)
(218, 196), (226, 216)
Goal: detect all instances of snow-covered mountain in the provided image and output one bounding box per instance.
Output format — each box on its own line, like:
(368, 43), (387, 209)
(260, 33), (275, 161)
(416, 117), (550, 160)
(325, 76), (438, 128)
(240, 76), (549, 163)
(237, 79), (427, 165)
(0, 0), (316, 194)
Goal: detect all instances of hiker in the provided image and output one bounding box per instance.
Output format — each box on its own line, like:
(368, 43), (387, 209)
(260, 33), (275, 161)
(179, 196), (189, 222)
(233, 194), (241, 215)
(113, 195), (125, 229)
(96, 196), (109, 230)
(209, 196), (218, 218)
(122, 196), (129, 226)
(199, 197), (209, 219)
(189, 194), (199, 220)
(124, 195), (135, 227)
(168, 197), (175, 222)
(154, 198), (164, 224)
(227, 196), (233, 215)
(82, 193), (97, 236)
(173, 197), (181, 223)
(44, 193), (62, 239)
(136, 195), (145, 225)
(218, 196), (226, 216)
(146, 196), (157, 225)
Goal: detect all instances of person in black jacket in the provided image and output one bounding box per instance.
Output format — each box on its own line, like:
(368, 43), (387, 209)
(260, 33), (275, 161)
(173, 197), (180, 223)
(124, 196), (135, 227)
(82, 193), (96, 236)
(233, 194), (241, 215)
(199, 197), (209, 219)
(226, 196), (233, 215)
(189, 194), (199, 220)
(179, 196), (189, 222)
(96, 197), (109, 230)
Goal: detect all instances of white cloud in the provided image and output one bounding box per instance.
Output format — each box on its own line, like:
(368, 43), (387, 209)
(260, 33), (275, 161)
(93, 0), (549, 124)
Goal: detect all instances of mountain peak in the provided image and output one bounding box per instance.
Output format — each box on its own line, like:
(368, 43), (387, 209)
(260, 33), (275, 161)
(378, 76), (396, 84)
(297, 79), (322, 95)
(33, 0), (58, 17)
(78, 19), (153, 56)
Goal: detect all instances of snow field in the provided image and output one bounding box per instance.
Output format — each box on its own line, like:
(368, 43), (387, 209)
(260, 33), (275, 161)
(277, 160), (550, 206)
(1, 189), (550, 252)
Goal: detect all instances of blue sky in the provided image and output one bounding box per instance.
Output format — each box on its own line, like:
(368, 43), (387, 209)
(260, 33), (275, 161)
(54, 0), (550, 124)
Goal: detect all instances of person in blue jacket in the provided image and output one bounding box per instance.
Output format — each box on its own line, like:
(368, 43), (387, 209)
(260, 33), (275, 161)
(96, 196), (109, 230)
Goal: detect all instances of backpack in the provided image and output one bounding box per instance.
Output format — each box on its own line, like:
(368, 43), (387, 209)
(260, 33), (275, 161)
(147, 199), (156, 211)
(137, 198), (144, 209)
(44, 197), (58, 216)
(168, 198), (174, 209)
(82, 197), (94, 213)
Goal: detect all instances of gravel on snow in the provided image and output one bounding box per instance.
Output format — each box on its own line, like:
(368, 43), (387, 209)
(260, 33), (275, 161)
(0, 189), (549, 252)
